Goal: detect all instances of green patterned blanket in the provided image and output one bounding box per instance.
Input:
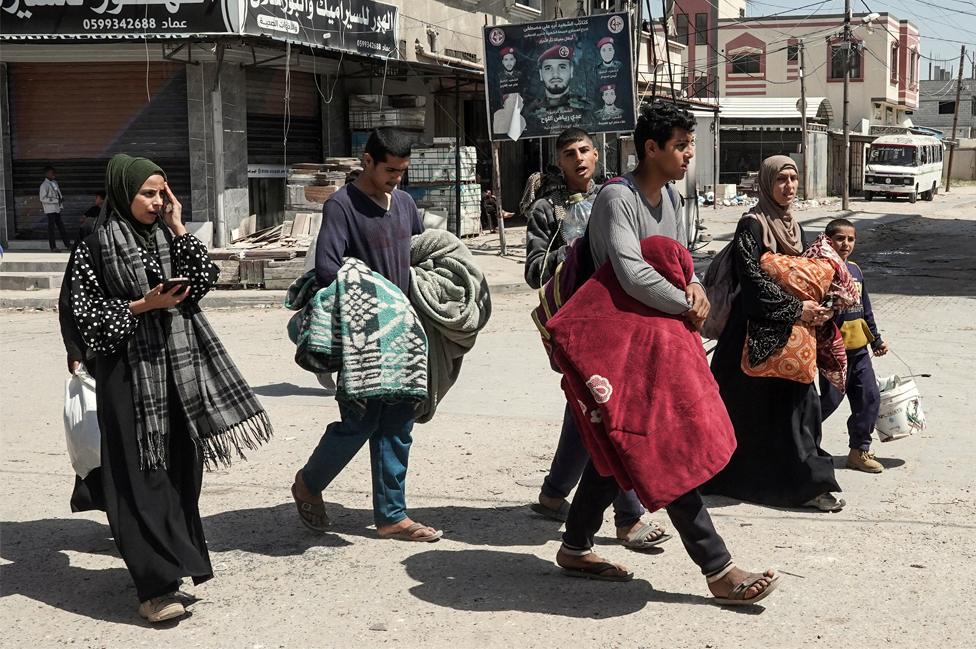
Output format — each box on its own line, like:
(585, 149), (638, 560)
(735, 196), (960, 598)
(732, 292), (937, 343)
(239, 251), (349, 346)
(286, 259), (428, 410)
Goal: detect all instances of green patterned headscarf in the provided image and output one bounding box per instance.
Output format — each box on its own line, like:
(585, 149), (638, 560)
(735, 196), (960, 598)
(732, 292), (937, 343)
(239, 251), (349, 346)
(104, 154), (166, 250)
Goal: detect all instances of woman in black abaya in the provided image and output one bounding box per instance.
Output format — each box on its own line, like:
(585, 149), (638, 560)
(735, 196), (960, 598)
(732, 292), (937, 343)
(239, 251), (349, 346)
(703, 156), (844, 512)
(60, 154), (271, 623)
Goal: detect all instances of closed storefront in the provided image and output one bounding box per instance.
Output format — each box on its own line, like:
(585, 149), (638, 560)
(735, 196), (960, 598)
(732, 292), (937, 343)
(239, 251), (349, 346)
(8, 62), (191, 238)
(246, 68), (322, 226)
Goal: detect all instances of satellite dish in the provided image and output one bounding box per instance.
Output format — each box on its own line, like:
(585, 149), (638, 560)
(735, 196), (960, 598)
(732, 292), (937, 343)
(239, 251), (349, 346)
(796, 98), (807, 115)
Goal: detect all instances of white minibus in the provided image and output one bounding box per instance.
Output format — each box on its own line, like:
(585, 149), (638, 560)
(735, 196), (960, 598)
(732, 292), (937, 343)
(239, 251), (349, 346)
(863, 134), (944, 203)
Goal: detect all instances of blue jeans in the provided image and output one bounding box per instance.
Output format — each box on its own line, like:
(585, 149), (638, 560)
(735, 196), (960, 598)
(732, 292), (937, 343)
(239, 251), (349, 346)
(302, 399), (415, 526)
(541, 405), (645, 528)
(820, 348), (880, 452)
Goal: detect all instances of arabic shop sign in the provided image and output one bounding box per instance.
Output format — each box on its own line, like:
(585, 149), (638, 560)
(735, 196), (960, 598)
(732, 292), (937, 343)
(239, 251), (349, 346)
(483, 12), (635, 141)
(0, 0), (235, 38)
(243, 0), (398, 58)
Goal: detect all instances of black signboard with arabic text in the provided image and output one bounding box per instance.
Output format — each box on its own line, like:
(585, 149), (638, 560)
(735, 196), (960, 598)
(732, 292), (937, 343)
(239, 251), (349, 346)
(0, 0), (234, 38)
(483, 12), (635, 141)
(242, 0), (398, 58)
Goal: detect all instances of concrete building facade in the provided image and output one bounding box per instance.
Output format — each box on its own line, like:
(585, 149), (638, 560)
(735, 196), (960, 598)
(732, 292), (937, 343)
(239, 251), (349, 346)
(666, 0), (747, 99)
(715, 12), (920, 130)
(0, 1), (514, 247)
(914, 79), (976, 139)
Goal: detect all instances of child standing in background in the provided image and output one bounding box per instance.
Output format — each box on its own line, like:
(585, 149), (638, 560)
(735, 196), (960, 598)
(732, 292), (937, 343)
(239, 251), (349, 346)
(821, 218), (890, 474)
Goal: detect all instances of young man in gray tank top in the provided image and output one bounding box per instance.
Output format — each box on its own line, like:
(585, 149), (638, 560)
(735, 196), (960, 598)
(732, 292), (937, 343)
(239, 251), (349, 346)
(554, 101), (779, 606)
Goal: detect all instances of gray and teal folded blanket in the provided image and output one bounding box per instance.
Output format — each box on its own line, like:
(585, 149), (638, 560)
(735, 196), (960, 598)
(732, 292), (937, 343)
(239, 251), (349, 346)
(285, 258), (428, 410)
(409, 229), (492, 423)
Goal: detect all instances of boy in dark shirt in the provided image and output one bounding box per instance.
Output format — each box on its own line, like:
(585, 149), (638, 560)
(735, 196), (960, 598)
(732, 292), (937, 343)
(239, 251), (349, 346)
(821, 218), (890, 474)
(293, 128), (439, 542)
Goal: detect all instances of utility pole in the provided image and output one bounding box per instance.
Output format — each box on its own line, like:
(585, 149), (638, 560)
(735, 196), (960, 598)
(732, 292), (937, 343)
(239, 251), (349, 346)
(799, 40), (809, 201)
(634, 0), (643, 101)
(947, 45), (966, 193)
(841, 0), (851, 211)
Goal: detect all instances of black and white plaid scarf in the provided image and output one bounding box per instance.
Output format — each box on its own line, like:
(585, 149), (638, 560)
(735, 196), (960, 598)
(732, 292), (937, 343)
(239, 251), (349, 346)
(97, 217), (272, 470)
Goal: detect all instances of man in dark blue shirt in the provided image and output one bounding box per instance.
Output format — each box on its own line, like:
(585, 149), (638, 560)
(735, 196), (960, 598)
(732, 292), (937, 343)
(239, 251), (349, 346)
(314, 139), (424, 293)
(293, 128), (441, 543)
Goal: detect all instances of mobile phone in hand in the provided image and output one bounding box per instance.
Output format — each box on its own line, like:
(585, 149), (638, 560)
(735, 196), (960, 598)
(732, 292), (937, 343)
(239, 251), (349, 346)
(161, 277), (190, 293)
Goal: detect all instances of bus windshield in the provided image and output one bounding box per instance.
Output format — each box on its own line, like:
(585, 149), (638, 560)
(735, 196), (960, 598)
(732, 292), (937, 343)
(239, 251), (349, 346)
(869, 146), (916, 166)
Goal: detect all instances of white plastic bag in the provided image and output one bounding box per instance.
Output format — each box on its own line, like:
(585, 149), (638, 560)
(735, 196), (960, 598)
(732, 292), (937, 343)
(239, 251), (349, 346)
(63, 368), (101, 478)
(875, 374), (926, 442)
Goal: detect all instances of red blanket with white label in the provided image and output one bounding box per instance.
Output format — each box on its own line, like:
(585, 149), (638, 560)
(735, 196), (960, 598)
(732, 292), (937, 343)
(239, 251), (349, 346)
(545, 236), (736, 512)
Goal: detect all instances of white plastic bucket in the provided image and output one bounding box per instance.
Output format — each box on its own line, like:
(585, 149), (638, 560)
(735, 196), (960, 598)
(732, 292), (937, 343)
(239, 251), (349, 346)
(875, 374), (925, 442)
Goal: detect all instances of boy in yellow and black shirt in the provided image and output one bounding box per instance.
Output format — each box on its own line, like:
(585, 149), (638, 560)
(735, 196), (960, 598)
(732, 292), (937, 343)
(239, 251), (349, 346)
(820, 218), (891, 473)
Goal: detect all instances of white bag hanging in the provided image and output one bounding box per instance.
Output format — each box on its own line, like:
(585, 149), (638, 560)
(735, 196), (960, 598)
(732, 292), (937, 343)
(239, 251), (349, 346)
(63, 367), (101, 478)
(875, 374), (926, 442)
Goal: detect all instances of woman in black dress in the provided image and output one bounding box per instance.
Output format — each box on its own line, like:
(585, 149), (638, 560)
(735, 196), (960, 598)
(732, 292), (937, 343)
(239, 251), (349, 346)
(703, 155), (844, 512)
(60, 155), (272, 622)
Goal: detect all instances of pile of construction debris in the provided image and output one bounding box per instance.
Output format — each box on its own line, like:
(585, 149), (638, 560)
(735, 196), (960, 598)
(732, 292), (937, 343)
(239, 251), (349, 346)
(209, 158), (361, 289)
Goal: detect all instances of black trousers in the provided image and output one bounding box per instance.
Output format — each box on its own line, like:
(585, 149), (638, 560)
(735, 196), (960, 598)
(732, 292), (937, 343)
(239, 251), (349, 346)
(47, 212), (71, 250)
(562, 460), (732, 576)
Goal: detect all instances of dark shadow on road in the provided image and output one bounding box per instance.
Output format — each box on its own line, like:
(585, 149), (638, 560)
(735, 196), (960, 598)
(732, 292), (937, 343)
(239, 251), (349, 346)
(319, 502), (560, 547)
(702, 494), (839, 516)
(0, 517), (143, 626)
(875, 455), (909, 470)
(251, 382), (330, 398)
(831, 455), (907, 471)
(207, 502), (566, 550)
(400, 549), (768, 618)
(203, 503), (353, 556)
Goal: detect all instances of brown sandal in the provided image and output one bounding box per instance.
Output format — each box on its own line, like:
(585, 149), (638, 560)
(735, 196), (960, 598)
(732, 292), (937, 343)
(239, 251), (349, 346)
(561, 561), (634, 582)
(377, 522), (443, 542)
(711, 570), (780, 606)
(291, 474), (329, 533)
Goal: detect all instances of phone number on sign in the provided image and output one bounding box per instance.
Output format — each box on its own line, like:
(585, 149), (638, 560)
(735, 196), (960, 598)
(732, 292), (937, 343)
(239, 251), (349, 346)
(82, 18), (157, 30)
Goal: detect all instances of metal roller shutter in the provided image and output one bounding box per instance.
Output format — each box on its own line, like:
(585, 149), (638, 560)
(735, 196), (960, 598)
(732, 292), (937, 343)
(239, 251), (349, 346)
(8, 62), (192, 238)
(246, 68), (322, 165)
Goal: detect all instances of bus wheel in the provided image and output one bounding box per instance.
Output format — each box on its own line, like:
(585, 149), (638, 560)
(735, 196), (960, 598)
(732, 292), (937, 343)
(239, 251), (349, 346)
(909, 190), (918, 204)
(924, 183), (936, 201)
(864, 191), (874, 201)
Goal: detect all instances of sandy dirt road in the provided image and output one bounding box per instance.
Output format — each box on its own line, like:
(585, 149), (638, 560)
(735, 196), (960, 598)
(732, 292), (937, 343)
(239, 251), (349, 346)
(2, 193), (974, 649)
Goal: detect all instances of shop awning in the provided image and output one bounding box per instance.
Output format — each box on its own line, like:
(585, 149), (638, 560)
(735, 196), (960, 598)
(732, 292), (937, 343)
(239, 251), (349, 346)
(718, 97), (833, 121)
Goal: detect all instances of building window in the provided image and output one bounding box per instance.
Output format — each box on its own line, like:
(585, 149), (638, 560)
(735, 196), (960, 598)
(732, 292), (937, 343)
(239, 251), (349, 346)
(676, 14), (689, 46)
(829, 43), (861, 80)
(731, 52), (760, 74)
(787, 43), (799, 63)
(910, 50), (917, 84)
(890, 43), (898, 83)
(695, 13), (708, 45)
(939, 101), (957, 115)
(971, 97), (976, 116)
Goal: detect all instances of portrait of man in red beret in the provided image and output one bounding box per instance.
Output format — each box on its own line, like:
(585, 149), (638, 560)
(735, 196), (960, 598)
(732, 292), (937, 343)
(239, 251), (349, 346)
(525, 44), (590, 131)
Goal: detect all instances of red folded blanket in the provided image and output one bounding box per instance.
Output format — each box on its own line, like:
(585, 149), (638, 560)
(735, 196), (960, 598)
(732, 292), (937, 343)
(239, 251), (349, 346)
(545, 236), (737, 512)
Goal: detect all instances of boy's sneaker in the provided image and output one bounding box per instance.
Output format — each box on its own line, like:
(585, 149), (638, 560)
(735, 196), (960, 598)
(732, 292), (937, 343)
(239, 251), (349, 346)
(138, 595), (186, 623)
(847, 449), (883, 473)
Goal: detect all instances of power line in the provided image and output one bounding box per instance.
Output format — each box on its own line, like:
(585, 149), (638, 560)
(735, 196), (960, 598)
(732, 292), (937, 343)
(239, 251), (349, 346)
(915, 0), (976, 18)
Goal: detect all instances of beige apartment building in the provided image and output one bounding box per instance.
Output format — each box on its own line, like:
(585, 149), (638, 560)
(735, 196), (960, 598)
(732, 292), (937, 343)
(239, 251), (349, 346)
(717, 12), (920, 129)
